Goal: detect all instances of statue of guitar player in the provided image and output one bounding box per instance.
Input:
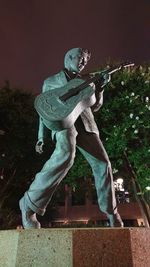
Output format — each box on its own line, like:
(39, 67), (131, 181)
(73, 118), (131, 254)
(19, 47), (124, 228)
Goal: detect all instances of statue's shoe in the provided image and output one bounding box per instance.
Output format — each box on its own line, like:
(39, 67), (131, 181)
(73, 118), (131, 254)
(108, 213), (124, 227)
(19, 197), (41, 229)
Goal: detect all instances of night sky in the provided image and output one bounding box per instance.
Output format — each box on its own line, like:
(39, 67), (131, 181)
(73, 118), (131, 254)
(0, 0), (150, 93)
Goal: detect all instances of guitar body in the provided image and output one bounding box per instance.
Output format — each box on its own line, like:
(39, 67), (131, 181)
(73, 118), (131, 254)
(34, 78), (96, 131)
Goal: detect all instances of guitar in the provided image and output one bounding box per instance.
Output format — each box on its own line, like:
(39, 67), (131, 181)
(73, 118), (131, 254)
(34, 62), (134, 131)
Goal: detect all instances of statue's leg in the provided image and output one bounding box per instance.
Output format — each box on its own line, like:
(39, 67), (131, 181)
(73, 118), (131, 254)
(76, 129), (123, 227)
(20, 126), (77, 228)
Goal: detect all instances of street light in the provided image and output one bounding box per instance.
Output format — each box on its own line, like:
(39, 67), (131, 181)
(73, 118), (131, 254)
(145, 186), (150, 191)
(114, 178), (130, 203)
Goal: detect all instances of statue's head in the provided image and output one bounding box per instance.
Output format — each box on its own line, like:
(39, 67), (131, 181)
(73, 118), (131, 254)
(64, 47), (91, 73)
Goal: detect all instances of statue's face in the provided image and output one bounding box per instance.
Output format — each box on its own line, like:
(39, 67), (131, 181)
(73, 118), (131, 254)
(69, 52), (89, 73)
(78, 53), (89, 72)
(64, 48), (91, 73)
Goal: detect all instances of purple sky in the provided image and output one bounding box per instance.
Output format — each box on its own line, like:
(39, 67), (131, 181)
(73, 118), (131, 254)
(0, 0), (150, 93)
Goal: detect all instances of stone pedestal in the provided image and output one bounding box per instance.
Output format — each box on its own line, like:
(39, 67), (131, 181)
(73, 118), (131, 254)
(0, 228), (149, 267)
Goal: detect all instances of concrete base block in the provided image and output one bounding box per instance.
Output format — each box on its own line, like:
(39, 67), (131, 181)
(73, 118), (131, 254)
(0, 228), (149, 267)
(0, 230), (19, 267)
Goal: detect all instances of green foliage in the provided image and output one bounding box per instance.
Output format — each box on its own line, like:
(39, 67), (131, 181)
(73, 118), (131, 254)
(64, 151), (92, 188)
(95, 65), (150, 191)
(0, 85), (54, 219)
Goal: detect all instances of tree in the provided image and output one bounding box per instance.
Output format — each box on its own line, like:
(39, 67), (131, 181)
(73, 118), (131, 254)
(95, 65), (150, 190)
(0, 85), (54, 228)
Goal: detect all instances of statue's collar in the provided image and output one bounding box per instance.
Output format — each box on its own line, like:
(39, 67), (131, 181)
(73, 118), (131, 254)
(63, 68), (81, 81)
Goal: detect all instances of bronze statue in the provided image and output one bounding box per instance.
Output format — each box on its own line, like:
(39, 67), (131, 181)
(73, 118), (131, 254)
(19, 48), (123, 228)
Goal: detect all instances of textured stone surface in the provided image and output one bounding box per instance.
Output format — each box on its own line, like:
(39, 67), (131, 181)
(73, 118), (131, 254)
(0, 230), (19, 267)
(0, 228), (150, 267)
(130, 228), (150, 267)
(16, 229), (72, 267)
(73, 228), (150, 267)
(73, 228), (133, 267)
